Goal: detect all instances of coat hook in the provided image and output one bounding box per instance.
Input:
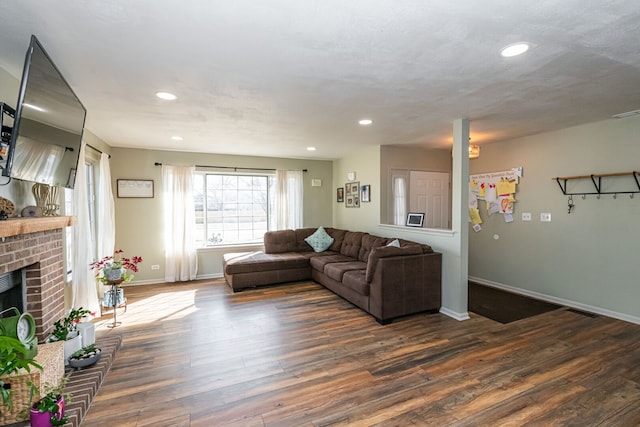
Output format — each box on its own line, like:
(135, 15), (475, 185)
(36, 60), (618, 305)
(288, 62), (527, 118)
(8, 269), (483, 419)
(567, 195), (574, 214)
(597, 194), (601, 200)
(631, 194), (634, 199)
(613, 193), (617, 199)
(582, 194), (587, 200)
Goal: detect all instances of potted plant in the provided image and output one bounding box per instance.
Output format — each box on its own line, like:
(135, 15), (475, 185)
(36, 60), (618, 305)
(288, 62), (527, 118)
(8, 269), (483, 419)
(68, 344), (102, 370)
(46, 307), (92, 365)
(29, 378), (70, 427)
(0, 335), (41, 418)
(90, 249), (143, 284)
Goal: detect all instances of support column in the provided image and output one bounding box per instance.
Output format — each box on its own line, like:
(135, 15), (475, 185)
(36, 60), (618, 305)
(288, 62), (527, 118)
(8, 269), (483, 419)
(441, 118), (470, 319)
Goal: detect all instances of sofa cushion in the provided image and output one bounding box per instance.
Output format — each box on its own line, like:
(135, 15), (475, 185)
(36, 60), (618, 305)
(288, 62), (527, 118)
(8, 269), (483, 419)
(309, 254), (354, 271)
(365, 244), (424, 282)
(294, 228), (317, 252)
(325, 228), (347, 252)
(224, 251), (308, 274)
(358, 234), (387, 262)
(398, 239), (433, 253)
(324, 261), (367, 282)
(304, 226), (335, 252)
(342, 270), (370, 296)
(340, 231), (365, 258)
(264, 230), (297, 253)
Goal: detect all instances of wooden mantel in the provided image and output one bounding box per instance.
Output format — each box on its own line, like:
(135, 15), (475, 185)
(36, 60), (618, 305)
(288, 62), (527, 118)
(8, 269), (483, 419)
(0, 216), (76, 238)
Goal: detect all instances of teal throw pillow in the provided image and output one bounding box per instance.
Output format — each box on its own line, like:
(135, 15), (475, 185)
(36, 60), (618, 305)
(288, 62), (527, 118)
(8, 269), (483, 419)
(386, 239), (401, 247)
(304, 226), (335, 252)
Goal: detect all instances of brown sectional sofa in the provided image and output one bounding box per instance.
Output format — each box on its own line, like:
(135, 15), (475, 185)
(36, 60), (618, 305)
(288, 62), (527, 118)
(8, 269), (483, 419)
(223, 227), (442, 324)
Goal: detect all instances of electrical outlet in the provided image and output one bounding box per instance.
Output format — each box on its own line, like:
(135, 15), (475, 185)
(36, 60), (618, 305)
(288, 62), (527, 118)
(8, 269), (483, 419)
(522, 212), (532, 221)
(540, 212), (552, 222)
(151, 264), (160, 270)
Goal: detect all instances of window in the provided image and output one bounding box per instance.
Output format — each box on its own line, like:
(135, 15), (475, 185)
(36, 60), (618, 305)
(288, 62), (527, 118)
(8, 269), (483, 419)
(194, 173), (276, 247)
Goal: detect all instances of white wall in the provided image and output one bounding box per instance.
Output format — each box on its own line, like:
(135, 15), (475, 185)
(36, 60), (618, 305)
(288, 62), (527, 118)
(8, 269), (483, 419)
(469, 115), (640, 323)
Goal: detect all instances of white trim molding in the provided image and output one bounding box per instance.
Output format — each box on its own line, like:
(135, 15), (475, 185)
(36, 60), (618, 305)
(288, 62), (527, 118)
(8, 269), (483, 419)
(440, 307), (470, 321)
(469, 276), (640, 326)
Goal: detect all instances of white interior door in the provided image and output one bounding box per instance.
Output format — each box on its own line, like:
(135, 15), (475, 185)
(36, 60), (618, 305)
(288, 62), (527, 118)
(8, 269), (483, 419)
(409, 171), (450, 229)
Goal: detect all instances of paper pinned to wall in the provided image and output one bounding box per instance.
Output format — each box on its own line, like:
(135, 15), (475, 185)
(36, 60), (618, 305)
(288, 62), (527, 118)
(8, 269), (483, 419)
(469, 167), (522, 230)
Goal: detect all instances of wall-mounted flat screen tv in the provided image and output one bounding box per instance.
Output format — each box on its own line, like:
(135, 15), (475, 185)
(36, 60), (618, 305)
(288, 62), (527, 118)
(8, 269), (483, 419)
(1, 35), (85, 189)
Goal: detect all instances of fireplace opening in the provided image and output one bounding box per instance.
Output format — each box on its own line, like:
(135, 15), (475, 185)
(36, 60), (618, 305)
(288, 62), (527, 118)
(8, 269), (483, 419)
(0, 269), (25, 316)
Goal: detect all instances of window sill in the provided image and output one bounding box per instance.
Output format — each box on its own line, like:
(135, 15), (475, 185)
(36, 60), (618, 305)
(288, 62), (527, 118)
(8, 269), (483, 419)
(378, 224), (456, 237)
(197, 242), (264, 253)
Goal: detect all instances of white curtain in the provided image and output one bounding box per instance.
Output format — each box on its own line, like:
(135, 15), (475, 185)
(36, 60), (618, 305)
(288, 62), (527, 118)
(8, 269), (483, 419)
(393, 176), (407, 226)
(276, 170), (303, 230)
(96, 153), (115, 295)
(162, 165), (198, 282)
(12, 137), (64, 185)
(71, 144), (101, 314)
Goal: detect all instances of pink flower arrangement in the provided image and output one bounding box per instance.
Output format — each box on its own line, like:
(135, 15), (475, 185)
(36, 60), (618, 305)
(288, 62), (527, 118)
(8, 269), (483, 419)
(90, 249), (143, 283)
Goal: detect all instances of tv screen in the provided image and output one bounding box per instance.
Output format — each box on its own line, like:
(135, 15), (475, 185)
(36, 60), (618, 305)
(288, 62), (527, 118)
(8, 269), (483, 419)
(2, 35), (85, 189)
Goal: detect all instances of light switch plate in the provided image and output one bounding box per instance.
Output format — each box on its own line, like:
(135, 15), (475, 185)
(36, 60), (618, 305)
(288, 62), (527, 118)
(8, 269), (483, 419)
(522, 212), (531, 221)
(540, 212), (552, 222)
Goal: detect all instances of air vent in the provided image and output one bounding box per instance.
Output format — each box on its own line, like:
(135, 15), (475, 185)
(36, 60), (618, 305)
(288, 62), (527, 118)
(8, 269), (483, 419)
(612, 109), (640, 119)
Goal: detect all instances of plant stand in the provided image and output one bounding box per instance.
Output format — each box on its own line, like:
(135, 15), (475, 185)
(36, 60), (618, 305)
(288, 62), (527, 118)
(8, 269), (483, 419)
(103, 279), (126, 328)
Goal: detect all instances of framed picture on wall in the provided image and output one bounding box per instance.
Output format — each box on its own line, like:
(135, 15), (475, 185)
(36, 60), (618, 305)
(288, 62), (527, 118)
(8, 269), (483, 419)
(406, 212), (425, 227)
(361, 185), (370, 202)
(337, 187), (344, 202)
(117, 179), (155, 198)
(345, 181), (360, 208)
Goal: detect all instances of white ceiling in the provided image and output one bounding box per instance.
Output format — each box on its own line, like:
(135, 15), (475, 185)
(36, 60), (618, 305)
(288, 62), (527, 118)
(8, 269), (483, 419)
(0, 1), (639, 160)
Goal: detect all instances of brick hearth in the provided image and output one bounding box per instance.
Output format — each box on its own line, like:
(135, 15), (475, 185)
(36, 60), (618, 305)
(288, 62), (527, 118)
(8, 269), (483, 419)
(0, 217), (75, 342)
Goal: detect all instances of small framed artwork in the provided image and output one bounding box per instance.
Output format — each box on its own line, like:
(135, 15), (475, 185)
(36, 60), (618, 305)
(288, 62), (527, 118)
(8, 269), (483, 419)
(345, 181), (360, 208)
(337, 187), (344, 202)
(117, 179), (155, 198)
(361, 185), (371, 202)
(406, 212), (425, 227)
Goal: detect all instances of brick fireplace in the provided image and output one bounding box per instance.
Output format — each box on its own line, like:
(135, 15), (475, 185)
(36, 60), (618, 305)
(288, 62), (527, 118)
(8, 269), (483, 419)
(0, 217), (75, 342)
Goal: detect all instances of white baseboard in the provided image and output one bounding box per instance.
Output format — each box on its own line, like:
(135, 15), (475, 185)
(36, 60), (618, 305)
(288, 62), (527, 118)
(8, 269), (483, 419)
(469, 276), (640, 326)
(440, 307), (470, 321)
(122, 273), (224, 287)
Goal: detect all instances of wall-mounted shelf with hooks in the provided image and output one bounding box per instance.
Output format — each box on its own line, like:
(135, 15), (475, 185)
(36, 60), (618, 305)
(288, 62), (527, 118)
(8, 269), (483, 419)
(553, 171), (640, 197)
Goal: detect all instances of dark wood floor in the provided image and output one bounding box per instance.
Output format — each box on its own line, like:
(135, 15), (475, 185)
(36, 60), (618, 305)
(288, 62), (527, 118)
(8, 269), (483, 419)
(83, 279), (640, 426)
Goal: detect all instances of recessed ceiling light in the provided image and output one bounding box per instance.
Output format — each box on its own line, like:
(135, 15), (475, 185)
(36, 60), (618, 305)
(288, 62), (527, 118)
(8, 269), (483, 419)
(500, 42), (530, 57)
(156, 91), (177, 100)
(23, 103), (45, 112)
(359, 119), (373, 126)
(171, 136), (183, 141)
(306, 146), (316, 151)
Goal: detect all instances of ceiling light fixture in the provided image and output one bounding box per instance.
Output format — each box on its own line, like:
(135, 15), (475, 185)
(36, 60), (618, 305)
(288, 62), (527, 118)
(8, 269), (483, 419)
(358, 119), (373, 126)
(171, 136), (183, 141)
(156, 91), (177, 101)
(306, 147), (316, 151)
(469, 144), (480, 159)
(500, 42), (529, 57)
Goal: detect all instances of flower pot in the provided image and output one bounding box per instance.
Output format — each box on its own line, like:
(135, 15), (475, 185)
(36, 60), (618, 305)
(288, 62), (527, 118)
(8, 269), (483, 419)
(104, 266), (124, 281)
(69, 347), (102, 370)
(63, 333), (82, 366)
(29, 395), (64, 427)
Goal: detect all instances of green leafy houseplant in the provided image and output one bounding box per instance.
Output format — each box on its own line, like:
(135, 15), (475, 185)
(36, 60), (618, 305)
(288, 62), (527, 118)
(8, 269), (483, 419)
(47, 307), (92, 342)
(29, 378), (70, 427)
(0, 335), (41, 414)
(90, 249), (143, 285)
